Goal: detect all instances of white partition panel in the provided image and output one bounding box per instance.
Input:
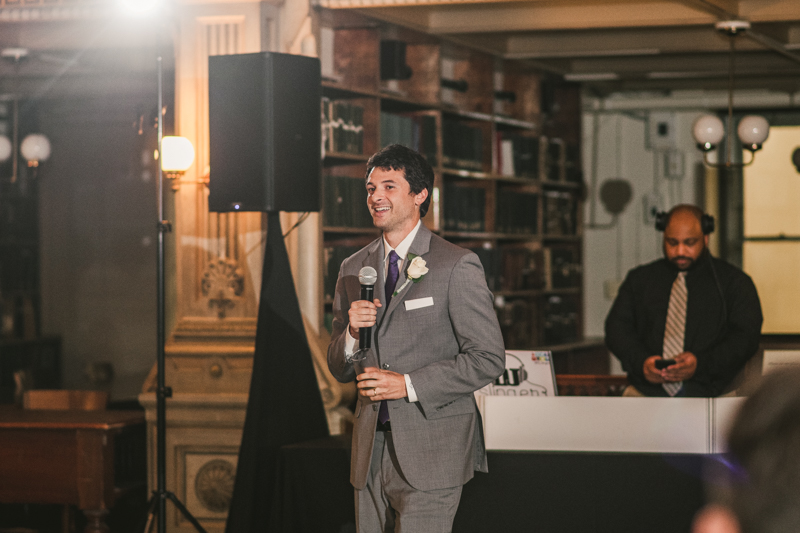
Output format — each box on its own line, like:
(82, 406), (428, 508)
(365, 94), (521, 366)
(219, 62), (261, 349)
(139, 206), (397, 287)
(483, 396), (713, 454)
(712, 397), (746, 453)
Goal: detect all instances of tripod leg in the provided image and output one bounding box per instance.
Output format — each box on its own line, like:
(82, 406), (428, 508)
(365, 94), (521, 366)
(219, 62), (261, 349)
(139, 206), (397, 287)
(165, 491), (209, 533)
(141, 493), (159, 533)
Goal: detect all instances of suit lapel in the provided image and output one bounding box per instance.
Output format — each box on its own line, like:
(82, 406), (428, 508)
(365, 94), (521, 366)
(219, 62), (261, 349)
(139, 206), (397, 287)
(379, 225), (432, 327)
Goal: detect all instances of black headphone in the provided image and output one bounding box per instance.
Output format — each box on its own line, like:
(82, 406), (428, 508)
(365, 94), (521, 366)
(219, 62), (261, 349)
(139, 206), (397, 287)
(504, 353), (528, 384)
(655, 210), (715, 235)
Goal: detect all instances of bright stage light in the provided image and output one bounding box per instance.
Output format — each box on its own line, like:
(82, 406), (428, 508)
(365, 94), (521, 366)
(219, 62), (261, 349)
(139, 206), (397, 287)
(119, 0), (160, 16)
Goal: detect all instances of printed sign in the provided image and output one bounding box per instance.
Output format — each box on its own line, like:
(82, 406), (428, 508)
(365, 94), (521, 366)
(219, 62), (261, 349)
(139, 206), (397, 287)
(476, 350), (557, 397)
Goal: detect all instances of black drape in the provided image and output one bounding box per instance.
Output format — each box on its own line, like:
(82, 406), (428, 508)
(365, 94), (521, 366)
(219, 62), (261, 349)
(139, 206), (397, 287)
(225, 212), (329, 533)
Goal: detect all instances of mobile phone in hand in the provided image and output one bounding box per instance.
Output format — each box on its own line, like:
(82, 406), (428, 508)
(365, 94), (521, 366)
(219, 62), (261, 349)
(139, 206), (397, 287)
(655, 358), (677, 370)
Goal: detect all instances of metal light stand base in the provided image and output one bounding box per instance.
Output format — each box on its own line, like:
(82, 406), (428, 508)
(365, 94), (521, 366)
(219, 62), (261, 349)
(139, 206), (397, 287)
(142, 55), (207, 533)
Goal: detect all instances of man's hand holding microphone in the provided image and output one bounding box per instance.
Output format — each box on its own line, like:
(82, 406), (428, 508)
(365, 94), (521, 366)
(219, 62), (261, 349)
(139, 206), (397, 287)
(349, 266), (406, 401)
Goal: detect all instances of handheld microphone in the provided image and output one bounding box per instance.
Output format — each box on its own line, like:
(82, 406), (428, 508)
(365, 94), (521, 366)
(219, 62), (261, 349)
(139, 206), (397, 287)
(358, 266), (378, 351)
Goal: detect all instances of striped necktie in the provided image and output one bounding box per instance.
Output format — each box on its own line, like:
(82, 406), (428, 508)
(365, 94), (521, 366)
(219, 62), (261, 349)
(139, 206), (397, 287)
(662, 271), (687, 396)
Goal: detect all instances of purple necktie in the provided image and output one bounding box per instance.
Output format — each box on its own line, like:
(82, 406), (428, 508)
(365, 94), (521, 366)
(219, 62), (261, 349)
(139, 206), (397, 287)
(385, 250), (400, 305)
(379, 250), (400, 424)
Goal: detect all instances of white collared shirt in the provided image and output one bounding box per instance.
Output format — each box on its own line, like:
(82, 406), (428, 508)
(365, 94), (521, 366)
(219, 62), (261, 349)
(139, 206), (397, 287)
(382, 220), (421, 282)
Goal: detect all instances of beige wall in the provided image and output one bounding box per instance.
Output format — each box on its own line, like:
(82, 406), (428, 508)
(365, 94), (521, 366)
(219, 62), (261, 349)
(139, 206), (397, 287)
(743, 125), (800, 334)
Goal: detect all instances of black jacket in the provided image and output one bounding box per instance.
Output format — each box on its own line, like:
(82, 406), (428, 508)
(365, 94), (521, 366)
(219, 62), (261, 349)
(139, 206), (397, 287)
(605, 252), (763, 397)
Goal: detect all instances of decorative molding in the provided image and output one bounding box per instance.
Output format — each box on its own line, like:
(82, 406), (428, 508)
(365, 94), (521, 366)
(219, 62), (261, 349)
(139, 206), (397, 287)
(194, 458), (236, 513)
(202, 257), (245, 318)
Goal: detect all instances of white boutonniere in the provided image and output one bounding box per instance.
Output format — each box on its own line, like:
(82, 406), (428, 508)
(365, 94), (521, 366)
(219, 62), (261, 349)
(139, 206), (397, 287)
(393, 254), (428, 296)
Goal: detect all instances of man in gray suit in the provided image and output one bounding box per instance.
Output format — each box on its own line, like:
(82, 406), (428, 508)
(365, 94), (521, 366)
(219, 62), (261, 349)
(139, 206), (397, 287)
(327, 144), (505, 532)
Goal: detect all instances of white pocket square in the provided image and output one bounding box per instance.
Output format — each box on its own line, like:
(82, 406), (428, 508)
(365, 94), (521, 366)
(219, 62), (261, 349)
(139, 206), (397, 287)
(405, 297), (434, 311)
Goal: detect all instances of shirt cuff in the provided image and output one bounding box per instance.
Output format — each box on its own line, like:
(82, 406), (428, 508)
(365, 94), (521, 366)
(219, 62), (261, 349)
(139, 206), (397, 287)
(404, 374), (418, 402)
(344, 328), (357, 361)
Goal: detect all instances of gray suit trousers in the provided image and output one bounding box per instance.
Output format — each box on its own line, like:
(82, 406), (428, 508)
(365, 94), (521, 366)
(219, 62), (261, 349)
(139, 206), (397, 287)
(356, 430), (462, 533)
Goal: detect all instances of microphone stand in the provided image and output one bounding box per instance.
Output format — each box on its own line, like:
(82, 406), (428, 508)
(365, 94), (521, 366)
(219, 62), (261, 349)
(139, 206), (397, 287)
(142, 53), (208, 533)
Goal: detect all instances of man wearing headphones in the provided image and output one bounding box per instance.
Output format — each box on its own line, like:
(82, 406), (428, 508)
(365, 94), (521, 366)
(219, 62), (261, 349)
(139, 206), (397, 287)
(605, 204), (763, 397)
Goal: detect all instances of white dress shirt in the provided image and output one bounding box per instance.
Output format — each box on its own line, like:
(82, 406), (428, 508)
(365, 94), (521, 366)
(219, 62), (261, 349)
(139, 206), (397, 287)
(345, 221), (422, 402)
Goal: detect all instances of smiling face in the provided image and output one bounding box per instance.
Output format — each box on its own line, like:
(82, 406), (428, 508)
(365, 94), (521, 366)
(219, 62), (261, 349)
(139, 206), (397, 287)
(366, 167), (428, 247)
(663, 209), (709, 270)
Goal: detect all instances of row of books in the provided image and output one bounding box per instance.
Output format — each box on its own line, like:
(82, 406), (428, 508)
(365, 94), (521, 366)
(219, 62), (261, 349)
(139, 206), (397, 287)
(543, 190), (578, 236)
(320, 104), (581, 185)
(442, 119), (483, 171)
(495, 296), (537, 350)
(494, 293), (581, 349)
(494, 133), (581, 182)
(546, 247), (582, 289)
(322, 98), (364, 155)
(495, 134), (539, 178)
(443, 183), (485, 232)
(323, 176), (579, 237)
(380, 112), (438, 165)
(323, 176), (373, 229)
(441, 185), (579, 237)
(496, 189), (537, 235)
(543, 294), (580, 345)
(469, 245), (581, 292)
(323, 243), (365, 302)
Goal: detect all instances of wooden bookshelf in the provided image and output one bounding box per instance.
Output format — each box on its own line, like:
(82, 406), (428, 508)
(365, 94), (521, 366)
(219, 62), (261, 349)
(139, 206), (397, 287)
(319, 10), (584, 351)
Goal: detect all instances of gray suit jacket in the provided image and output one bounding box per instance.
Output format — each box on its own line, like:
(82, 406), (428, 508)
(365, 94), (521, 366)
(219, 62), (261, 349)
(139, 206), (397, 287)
(327, 225), (505, 491)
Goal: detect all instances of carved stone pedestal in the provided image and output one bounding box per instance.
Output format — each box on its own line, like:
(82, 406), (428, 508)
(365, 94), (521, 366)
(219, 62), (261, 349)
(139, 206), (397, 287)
(138, 317), (353, 532)
(138, 392), (247, 533)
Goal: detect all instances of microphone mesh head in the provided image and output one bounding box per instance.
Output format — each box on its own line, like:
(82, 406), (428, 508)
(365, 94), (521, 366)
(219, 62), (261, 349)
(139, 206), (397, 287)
(358, 266), (378, 286)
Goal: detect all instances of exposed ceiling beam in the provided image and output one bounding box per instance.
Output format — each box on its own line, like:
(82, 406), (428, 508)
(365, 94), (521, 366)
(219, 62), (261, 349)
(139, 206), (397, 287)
(745, 29), (800, 65)
(566, 51), (800, 75)
(677, 0), (738, 19)
(422, 2), (715, 34)
(741, 1), (800, 22)
(340, 0), (800, 95)
(501, 26), (760, 58)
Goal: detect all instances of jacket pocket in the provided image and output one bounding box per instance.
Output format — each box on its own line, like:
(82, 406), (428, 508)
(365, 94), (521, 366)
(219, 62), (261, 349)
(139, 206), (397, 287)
(426, 395), (475, 420)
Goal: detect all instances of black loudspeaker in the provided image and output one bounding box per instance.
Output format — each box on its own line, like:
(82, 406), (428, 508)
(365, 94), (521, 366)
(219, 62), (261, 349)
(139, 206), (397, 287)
(208, 52), (321, 213)
(655, 211), (715, 234)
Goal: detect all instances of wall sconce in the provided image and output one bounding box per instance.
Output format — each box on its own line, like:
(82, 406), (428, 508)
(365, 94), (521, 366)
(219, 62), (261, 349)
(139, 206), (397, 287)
(0, 135), (11, 163)
(20, 133), (51, 167)
(0, 131), (51, 177)
(160, 135), (195, 191)
(692, 20), (770, 169)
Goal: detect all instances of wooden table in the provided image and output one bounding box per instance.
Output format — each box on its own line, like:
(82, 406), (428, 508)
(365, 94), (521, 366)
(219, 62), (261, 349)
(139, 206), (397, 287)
(0, 408), (146, 533)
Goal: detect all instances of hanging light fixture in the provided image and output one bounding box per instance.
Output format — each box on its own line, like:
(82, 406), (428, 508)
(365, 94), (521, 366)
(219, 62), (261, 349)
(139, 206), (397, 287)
(160, 135), (195, 190)
(692, 21), (770, 168)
